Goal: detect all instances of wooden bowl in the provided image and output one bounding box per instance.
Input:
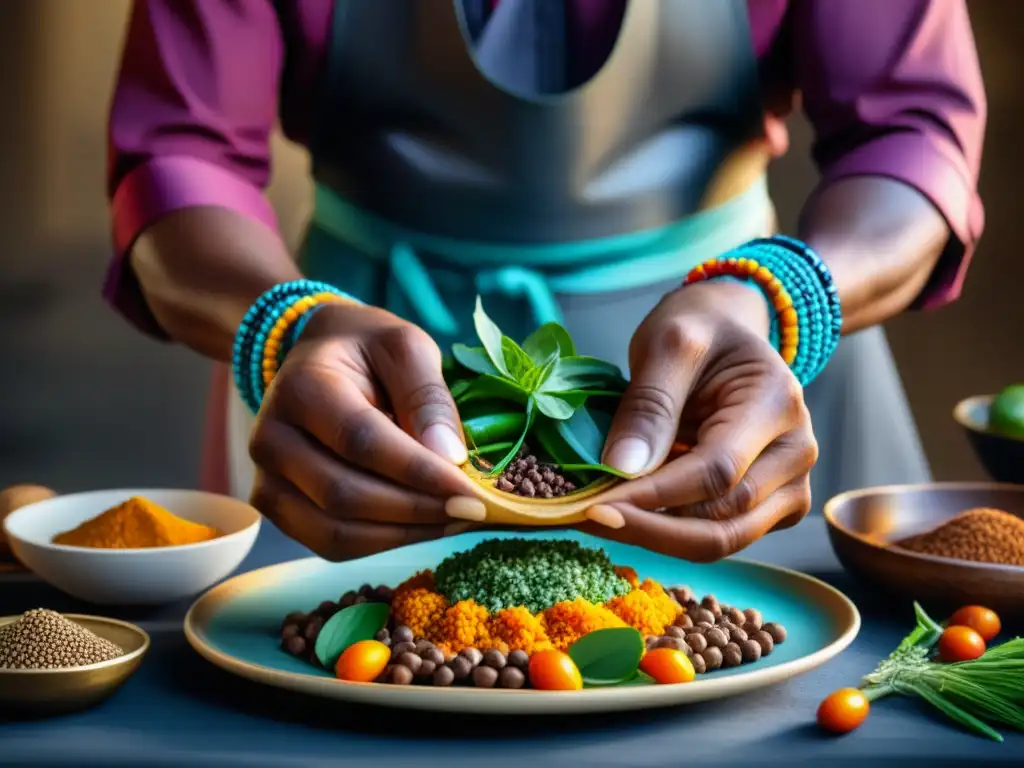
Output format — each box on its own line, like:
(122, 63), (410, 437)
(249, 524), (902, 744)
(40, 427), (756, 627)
(0, 614), (149, 717)
(824, 482), (1024, 617)
(954, 395), (1024, 484)
(461, 462), (620, 525)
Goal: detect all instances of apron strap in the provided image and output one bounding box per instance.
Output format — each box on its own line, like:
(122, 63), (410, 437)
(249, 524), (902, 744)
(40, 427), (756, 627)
(389, 242), (565, 337)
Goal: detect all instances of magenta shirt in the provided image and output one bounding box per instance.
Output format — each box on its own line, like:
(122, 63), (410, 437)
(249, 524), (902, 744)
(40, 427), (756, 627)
(107, 0), (987, 338)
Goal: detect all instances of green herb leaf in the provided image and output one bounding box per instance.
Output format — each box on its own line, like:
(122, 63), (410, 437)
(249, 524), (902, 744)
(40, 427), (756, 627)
(534, 392), (578, 420)
(452, 344), (501, 376)
(901, 680), (1004, 742)
(488, 399), (536, 475)
(502, 337), (535, 382)
(454, 375), (528, 406)
(313, 602), (390, 671)
(522, 323), (576, 363)
(473, 297), (511, 378)
(568, 627), (645, 686)
(541, 356), (627, 394)
(556, 406), (613, 466)
(559, 463), (634, 479)
(448, 379), (473, 400)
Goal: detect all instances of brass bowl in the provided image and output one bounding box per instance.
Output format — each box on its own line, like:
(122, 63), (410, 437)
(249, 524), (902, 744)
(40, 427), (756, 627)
(954, 395), (1024, 484)
(461, 461), (620, 525)
(824, 482), (1024, 617)
(0, 614), (150, 717)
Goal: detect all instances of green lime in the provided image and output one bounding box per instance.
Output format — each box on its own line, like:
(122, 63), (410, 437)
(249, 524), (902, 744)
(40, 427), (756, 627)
(989, 384), (1024, 439)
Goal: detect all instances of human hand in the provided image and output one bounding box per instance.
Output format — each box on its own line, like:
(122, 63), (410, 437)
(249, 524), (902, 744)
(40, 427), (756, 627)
(248, 302), (484, 560)
(582, 280), (818, 562)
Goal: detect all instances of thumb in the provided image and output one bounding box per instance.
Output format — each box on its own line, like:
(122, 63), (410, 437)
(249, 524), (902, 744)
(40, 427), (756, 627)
(371, 325), (467, 465)
(603, 329), (703, 476)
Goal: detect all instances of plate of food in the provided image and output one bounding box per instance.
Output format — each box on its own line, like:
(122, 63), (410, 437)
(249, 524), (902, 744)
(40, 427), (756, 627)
(184, 530), (859, 714)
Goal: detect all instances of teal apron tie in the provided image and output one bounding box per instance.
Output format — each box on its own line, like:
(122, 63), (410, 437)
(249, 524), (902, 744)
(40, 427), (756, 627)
(307, 177), (773, 340)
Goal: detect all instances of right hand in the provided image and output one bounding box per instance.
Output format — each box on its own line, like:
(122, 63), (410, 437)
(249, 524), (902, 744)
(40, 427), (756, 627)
(248, 302), (485, 560)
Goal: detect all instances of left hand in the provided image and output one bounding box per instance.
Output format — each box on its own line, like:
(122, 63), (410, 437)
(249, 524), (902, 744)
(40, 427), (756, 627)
(581, 280), (818, 562)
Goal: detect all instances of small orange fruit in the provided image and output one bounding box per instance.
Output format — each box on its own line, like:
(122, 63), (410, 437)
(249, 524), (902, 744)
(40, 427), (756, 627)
(334, 639), (391, 683)
(947, 605), (1001, 643)
(937, 625), (986, 663)
(817, 688), (870, 734)
(640, 647), (695, 685)
(528, 649), (583, 691)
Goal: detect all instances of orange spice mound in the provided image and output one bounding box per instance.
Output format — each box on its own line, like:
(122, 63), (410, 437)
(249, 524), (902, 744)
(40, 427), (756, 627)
(391, 566), (681, 653)
(52, 496), (220, 549)
(896, 507), (1024, 566)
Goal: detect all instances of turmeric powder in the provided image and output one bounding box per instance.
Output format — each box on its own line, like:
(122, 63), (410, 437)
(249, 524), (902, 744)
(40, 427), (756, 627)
(52, 496), (221, 549)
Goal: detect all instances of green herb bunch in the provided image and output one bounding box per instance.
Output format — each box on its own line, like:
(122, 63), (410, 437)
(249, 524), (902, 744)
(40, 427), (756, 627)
(434, 537), (632, 614)
(860, 603), (1024, 742)
(444, 297), (630, 482)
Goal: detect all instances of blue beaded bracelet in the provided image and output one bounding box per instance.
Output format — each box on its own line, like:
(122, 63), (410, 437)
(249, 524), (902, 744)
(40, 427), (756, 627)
(684, 236), (841, 386)
(232, 279), (358, 414)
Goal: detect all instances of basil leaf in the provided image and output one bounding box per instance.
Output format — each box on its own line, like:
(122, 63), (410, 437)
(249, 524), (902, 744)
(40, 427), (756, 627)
(488, 399), (536, 475)
(534, 392), (577, 420)
(313, 602), (390, 671)
(533, 416), (585, 467)
(522, 323), (576, 363)
(556, 406), (612, 466)
(455, 375), (528, 406)
(556, 356), (626, 383)
(502, 337), (535, 382)
(452, 344), (501, 376)
(473, 297), (511, 377)
(568, 627), (644, 686)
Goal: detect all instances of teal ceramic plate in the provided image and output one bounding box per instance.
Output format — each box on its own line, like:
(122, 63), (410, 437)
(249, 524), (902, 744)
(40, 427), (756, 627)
(184, 531), (859, 714)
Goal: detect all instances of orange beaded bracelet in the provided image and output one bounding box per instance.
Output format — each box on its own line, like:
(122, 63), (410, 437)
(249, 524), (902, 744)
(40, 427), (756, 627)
(260, 292), (348, 388)
(684, 256), (800, 365)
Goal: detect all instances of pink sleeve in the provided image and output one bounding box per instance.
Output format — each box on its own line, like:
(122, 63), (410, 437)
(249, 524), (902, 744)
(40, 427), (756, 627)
(105, 0), (285, 337)
(791, 0), (986, 308)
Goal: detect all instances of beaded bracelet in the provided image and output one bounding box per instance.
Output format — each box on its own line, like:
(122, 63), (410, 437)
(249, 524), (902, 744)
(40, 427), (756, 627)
(684, 236), (842, 386)
(232, 280), (357, 413)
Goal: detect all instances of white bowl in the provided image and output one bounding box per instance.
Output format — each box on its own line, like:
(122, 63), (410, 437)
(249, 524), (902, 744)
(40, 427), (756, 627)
(3, 489), (261, 605)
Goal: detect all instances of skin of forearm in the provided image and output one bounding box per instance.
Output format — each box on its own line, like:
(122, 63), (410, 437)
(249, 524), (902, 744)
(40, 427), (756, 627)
(130, 207), (303, 361)
(797, 176), (951, 334)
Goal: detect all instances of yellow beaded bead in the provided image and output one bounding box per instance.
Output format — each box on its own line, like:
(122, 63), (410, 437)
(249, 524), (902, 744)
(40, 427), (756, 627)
(780, 307), (798, 327)
(773, 291), (793, 313)
(781, 346), (798, 365)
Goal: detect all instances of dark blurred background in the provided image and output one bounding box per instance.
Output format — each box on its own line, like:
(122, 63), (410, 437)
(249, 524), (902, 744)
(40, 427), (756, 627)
(0, 1), (1019, 495)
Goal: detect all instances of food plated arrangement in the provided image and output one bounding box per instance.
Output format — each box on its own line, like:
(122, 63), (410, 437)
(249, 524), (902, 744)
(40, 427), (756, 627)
(184, 529), (860, 714)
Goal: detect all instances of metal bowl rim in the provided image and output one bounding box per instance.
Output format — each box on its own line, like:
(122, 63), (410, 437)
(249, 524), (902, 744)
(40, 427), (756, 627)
(0, 613), (150, 675)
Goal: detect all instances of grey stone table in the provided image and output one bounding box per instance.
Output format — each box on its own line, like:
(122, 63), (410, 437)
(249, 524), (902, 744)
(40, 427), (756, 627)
(0, 519), (1020, 767)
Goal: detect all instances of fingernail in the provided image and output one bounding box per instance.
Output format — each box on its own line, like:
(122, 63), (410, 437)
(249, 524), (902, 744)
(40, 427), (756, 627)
(604, 437), (651, 475)
(422, 424), (468, 464)
(585, 504), (626, 529)
(444, 522), (474, 537)
(445, 496), (487, 522)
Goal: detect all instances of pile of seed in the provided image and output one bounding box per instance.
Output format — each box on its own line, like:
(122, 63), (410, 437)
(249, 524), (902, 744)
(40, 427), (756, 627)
(381, 626), (530, 688)
(280, 583), (394, 665)
(896, 507), (1024, 566)
(495, 451), (576, 498)
(644, 587), (788, 674)
(0, 608), (124, 669)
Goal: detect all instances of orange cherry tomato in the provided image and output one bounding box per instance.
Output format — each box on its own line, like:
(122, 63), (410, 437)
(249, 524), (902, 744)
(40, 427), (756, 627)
(948, 605), (1001, 643)
(528, 649), (583, 691)
(334, 639), (391, 682)
(817, 688), (870, 734)
(640, 647), (696, 685)
(937, 625), (986, 662)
